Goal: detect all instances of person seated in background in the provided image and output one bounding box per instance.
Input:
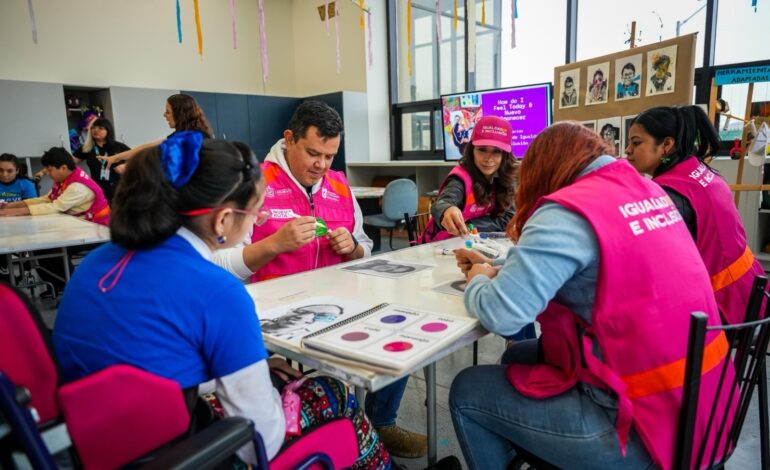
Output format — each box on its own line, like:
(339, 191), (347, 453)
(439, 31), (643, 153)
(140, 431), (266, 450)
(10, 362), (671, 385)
(0, 147), (109, 225)
(0, 153), (37, 203)
(212, 100), (428, 459)
(449, 122), (732, 469)
(51, 134), (393, 469)
(72, 117), (130, 202)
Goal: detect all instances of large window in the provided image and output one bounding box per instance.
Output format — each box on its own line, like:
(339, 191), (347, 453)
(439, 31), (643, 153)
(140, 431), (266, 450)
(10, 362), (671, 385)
(474, 0), (503, 90)
(715, 4), (770, 65)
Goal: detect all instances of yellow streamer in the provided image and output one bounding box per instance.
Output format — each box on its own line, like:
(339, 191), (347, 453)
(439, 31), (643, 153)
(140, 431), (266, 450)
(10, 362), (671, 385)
(453, 0), (458, 31)
(359, 0), (365, 29)
(193, 0), (203, 57)
(407, 0), (412, 76)
(481, 0), (486, 26)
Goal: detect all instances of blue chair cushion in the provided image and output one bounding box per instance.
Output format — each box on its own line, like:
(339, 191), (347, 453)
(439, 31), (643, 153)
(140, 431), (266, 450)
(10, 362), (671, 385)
(364, 214), (400, 228)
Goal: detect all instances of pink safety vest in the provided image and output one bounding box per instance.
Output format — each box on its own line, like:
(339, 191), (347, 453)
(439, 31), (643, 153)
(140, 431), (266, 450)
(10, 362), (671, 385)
(251, 162), (355, 282)
(49, 167), (110, 226)
(654, 156), (767, 324)
(507, 160), (735, 470)
(421, 165), (495, 242)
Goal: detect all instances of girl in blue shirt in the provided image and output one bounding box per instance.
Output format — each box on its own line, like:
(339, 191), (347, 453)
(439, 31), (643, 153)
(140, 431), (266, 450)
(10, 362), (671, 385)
(0, 153), (37, 203)
(53, 133), (391, 469)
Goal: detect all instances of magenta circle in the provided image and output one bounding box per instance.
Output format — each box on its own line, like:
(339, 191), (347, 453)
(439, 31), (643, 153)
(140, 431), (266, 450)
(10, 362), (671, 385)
(421, 322), (448, 332)
(383, 341), (413, 352)
(341, 331), (370, 341)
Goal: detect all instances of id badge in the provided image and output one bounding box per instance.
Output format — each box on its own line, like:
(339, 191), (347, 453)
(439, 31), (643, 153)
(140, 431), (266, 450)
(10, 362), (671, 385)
(100, 167), (110, 180)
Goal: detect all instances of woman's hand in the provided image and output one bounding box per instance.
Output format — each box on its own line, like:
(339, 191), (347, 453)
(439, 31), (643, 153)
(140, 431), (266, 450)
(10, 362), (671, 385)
(441, 207), (468, 236)
(454, 248), (492, 275)
(267, 357), (303, 382)
(467, 262), (500, 282)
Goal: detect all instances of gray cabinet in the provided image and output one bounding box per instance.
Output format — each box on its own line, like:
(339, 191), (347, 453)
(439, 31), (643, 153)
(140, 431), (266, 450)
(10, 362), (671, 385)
(0, 80), (69, 157)
(109, 87), (179, 147)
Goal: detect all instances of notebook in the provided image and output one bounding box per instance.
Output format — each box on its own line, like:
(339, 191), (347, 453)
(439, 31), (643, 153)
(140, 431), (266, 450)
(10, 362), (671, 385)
(301, 303), (479, 374)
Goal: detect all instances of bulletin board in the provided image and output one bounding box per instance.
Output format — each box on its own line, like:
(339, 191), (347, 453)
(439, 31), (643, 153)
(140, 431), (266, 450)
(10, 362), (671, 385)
(553, 34), (697, 151)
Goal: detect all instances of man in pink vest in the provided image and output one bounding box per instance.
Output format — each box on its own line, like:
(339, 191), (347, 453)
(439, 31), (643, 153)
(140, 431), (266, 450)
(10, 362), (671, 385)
(212, 100), (428, 459)
(0, 147), (110, 225)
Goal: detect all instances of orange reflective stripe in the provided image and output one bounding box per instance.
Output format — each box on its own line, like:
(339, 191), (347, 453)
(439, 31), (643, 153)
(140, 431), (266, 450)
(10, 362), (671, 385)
(326, 177), (351, 199)
(621, 331), (728, 399)
(92, 206), (110, 219)
(262, 163), (281, 184)
(710, 245), (755, 292)
(466, 192), (476, 205)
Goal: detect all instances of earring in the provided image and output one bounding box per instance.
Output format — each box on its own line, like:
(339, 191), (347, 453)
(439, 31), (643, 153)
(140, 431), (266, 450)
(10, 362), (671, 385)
(217, 234), (226, 244)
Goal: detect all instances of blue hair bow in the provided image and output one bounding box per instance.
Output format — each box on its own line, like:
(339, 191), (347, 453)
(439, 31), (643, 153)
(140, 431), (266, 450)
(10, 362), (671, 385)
(159, 131), (203, 188)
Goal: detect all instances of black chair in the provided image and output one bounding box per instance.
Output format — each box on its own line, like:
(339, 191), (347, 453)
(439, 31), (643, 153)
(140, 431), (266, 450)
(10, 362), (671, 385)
(404, 212), (431, 246)
(675, 275), (770, 470)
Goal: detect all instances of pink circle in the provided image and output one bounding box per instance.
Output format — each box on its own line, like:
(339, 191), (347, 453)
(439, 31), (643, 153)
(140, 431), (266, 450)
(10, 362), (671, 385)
(341, 331), (369, 341)
(383, 341), (413, 352)
(421, 322), (448, 332)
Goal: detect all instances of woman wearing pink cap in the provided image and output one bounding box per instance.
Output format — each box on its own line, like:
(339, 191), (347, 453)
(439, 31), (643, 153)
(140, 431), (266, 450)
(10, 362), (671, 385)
(422, 115), (517, 242)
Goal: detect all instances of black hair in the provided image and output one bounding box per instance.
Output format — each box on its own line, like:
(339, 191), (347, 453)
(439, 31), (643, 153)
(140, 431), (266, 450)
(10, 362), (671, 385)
(90, 117), (117, 143)
(630, 105), (721, 177)
(41, 147), (76, 170)
(600, 123), (619, 139)
(622, 63), (636, 74)
(564, 76), (574, 87)
(110, 139), (261, 249)
(0, 153), (20, 169)
(459, 141), (517, 215)
(287, 100), (344, 141)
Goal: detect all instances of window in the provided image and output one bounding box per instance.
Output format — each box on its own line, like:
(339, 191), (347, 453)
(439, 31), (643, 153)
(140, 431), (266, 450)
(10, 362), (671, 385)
(474, 0), (503, 90)
(715, 4), (770, 65)
(717, 82), (770, 141)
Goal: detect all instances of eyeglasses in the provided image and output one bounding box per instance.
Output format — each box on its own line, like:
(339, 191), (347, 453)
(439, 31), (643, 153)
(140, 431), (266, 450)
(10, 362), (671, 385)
(180, 207), (270, 226)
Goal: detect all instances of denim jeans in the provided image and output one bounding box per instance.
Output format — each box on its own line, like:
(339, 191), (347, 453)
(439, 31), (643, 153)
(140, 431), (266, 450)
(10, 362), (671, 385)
(449, 364), (655, 470)
(505, 322), (537, 342)
(364, 376), (409, 427)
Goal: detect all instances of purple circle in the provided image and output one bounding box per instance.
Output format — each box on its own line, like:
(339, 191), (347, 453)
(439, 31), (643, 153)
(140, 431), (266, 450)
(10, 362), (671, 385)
(421, 322), (448, 333)
(381, 314), (407, 324)
(341, 331), (370, 341)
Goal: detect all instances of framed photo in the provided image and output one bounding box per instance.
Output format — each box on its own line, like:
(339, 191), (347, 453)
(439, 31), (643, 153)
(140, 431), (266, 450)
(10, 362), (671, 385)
(615, 54), (642, 101)
(621, 114), (638, 154)
(580, 120), (596, 131)
(585, 62), (610, 106)
(559, 68), (580, 109)
(597, 116), (622, 156)
(647, 45), (678, 96)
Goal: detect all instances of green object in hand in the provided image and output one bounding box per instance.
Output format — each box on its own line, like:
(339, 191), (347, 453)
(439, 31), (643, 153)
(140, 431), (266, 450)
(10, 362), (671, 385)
(314, 218), (328, 237)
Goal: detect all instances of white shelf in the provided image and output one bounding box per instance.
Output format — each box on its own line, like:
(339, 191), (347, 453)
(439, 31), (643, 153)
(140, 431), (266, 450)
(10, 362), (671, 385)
(759, 209), (770, 214)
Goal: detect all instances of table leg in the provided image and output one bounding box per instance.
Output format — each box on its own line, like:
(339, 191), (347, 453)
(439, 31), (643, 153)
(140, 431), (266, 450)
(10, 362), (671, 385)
(61, 248), (71, 281)
(425, 363), (437, 466)
(355, 386), (366, 410)
(6, 255), (14, 287)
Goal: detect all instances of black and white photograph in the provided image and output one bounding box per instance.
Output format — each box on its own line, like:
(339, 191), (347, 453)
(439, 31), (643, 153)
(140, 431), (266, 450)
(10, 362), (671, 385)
(597, 116), (622, 156)
(647, 45), (677, 95)
(559, 69), (580, 109)
(258, 296), (370, 343)
(432, 279), (468, 297)
(615, 54), (642, 101)
(585, 62), (609, 105)
(340, 258), (432, 279)
(621, 114), (638, 154)
(580, 120), (596, 132)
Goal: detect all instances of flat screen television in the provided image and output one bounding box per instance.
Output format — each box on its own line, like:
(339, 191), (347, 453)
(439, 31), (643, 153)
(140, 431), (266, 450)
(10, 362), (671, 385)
(441, 83), (553, 161)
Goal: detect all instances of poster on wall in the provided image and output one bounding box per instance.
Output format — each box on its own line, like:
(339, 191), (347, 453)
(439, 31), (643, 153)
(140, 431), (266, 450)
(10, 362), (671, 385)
(559, 69), (580, 109)
(585, 62), (610, 106)
(621, 114), (638, 153)
(615, 55), (642, 101)
(580, 120), (596, 131)
(597, 116), (622, 156)
(647, 45), (678, 96)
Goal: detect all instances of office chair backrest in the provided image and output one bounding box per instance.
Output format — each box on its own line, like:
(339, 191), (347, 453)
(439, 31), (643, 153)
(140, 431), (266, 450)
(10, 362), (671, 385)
(676, 275), (770, 469)
(405, 212), (431, 246)
(381, 179), (417, 221)
(270, 418), (359, 470)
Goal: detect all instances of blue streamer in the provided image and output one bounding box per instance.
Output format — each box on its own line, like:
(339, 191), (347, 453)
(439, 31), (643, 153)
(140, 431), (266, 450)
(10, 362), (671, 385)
(159, 131), (203, 188)
(514, 0), (518, 18)
(176, 0), (183, 43)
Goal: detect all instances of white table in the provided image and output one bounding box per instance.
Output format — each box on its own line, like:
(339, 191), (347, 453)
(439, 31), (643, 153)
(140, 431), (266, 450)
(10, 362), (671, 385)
(1, 214), (110, 285)
(245, 237), (486, 465)
(351, 186), (386, 199)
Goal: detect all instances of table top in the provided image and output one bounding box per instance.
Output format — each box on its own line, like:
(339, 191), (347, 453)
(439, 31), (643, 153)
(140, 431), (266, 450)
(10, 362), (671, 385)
(0, 214), (110, 254)
(351, 186), (386, 199)
(245, 237), (486, 390)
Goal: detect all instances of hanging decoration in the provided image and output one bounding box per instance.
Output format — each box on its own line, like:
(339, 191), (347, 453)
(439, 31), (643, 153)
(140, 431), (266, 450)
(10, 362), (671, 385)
(453, 0), (458, 31)
(367, 7), (373, 68)
(407, 1), (412, 76)
(335, 6), (342, 73)
(752, 0), (758, 11)
(176, 0), (183, 43)
(324, 0), (330, 32)
(435, 0), (442, 44)
(258, 0), (269, 83)
(481, 0), (486, 26)
(229, 0), (238, 49)
(26, 0), (38, 44)
(193, 0), (204, 57)
(359, 0), (365, 30)
(511, 0), (518, 48)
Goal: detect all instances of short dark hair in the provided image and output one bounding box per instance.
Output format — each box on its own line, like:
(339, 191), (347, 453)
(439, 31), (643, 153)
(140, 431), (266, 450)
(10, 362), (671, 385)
(90, 117), (117, 143)
(0, 153), (20, 169)
(287, 100), (344, 141)
(41, 147), (76, 170)
(110, 139), (261, 249)
(564, 76), (574, 87)
(622, 63), (636, 74)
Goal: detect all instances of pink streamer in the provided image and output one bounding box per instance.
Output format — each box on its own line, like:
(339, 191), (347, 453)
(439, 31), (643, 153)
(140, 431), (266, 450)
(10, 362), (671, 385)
(367, 11), (373, 68)
(258, 0), (269, 83)
(335, 9), (341, 73)
(435, 0), (442, 44)
(511, 0), (517, 48)
(229, 0), (237, 49)
(325, 0), (330, 33)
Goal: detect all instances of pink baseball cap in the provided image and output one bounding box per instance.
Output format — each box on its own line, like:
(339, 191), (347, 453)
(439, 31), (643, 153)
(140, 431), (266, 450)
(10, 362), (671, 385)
(470, 116), (513, 153)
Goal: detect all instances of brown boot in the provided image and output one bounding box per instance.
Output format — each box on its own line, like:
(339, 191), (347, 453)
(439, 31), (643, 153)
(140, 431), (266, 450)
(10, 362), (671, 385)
(376, 425), (428, 458)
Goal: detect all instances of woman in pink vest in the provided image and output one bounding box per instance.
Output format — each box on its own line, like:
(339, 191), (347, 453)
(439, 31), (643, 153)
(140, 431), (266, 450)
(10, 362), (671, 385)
(449, 122), (733, 469)
(422, 115), (517, 242)
(626, 105), (766, 324)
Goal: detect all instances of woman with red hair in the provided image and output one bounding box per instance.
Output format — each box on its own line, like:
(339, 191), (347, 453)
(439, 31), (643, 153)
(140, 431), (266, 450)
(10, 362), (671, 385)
(448, 121), (732, 469)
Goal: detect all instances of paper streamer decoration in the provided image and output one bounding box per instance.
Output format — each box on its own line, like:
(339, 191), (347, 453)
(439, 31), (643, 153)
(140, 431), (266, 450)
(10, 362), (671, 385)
(335, 8), (341, 73)
(407, 1), (412, 76)
(176, 0), (182, 43)
(511, 0), (518, 48)
(229, 0), (237, 49)
(193, 0), (203, 57)
(481, 0), (486, 25)
(435, 0), (442, 44)
(453, 0), (458, 31)
(324, 0), (330, 32)
(258, 0), (268, 83)
(367, 9), (373, 68)
(359, 0), (365, 30)
(26, 0), (38, 44)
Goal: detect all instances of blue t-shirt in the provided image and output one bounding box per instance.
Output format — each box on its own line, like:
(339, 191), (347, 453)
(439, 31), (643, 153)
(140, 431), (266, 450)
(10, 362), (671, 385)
(53, 235), (267, 389)
(0, 178), (37, 202)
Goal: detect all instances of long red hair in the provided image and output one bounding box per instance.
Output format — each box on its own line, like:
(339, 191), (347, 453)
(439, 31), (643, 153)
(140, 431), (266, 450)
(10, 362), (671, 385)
(507, 121), (613, 241)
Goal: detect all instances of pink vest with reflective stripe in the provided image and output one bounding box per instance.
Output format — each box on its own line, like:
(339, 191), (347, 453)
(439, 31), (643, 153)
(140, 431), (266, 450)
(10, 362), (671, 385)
(421, 165), (495, 242)
(49, 168), (110, 226)
(654, 157), (766, 324)
(507, 160), (735, 470)
(251, 162), (355, 281)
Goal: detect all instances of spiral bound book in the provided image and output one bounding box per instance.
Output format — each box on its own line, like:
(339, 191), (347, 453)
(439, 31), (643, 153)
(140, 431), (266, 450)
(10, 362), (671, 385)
(301, 303), (478, 374)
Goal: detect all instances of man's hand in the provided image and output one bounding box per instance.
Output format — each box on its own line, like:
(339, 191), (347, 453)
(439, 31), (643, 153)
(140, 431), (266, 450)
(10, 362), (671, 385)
(269, 216), (316, 253)
(467, 262), (500, 282)
(267, 357), (302, 382)
(454, 248), (493, 275)
(327, 227), (356, 255)
(441, 206), (468, 237)
(97, 154), (121, 169)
